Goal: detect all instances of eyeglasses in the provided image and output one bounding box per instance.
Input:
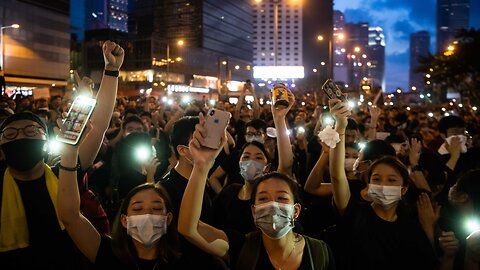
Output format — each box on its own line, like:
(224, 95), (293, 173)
(1, 125), (46, 140)
(246, 132), (264, 137)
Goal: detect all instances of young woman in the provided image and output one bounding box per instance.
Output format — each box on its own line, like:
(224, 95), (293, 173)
(58, 128), (180, 269)
(178, 113), (334, 270)
(212, 88), (296, 234)
(328, 98), (438, 269)
(212, 141), (271, 233)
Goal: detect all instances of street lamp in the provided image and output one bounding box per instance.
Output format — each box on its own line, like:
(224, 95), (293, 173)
(166, 39), (184, 84)
(317, 34), (333, 79)
(0, 24), (20, 70)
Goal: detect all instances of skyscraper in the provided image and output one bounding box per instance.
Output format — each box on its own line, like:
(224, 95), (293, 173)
(409, 31), (430, 91)
(253, 0), (303, 67)
(368, 26), (386, 91)
(437, 0), (470, 53)
(0, 0), (70, 89)
(345, 22), (369, 89)
(333, 10), (347, 83)
(302, 0), (333, 83)
(85, 0), (128, 32)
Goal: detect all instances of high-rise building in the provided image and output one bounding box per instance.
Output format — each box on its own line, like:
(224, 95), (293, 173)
(345, 22), (369, 89)
(409, 31), (430, 91)
(437, 0), (470, 53)
(1, 0), (70, 92)
(302, 0), (332, 83)
(85, 0), (128, 32)
(252, 0), (303, 68)
(333, 10), (347, 84)
(368, 26), (386, 91)
(85, 0), (253, 94)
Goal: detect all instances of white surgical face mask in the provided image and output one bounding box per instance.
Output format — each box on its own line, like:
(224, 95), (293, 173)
(368, 184), (402, 209)
(245, 135), (265, 144)
(126, 214), (167, 249)
(239, 160), (264, 182)
(345, 158), (357, 172)
(254, 201), (295, 239)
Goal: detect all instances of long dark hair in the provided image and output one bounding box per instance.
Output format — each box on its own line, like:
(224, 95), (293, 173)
(250, 171), (302, 204)
(239, 141), (272, 163)
(366, 156), (419, 217)
(111, 183), (180, 265)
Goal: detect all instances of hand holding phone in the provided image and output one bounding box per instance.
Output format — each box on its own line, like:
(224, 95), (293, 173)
(322, 79), (346, 101)
(56, 96), (96, 145)
(202, 109), (231, 149)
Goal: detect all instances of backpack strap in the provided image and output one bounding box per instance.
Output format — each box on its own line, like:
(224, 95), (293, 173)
(236, 231), (262, 270)
(304, 235), (330, 270)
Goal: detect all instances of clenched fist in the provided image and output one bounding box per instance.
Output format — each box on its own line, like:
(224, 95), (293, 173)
(103, 40), (125, 71)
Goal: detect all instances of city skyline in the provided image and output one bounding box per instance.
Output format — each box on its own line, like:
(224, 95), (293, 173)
(334, 0), (480, 92)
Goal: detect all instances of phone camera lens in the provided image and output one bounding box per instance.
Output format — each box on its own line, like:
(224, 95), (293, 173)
(210, 110), (215, 116)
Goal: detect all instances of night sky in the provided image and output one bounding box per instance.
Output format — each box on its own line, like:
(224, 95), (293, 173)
(334, 0), (480, 92)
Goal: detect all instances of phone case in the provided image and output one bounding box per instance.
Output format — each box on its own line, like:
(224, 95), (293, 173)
(203, 109), (231, 149)
(56, 96), (96, 145)
(322, 79), (345, 101)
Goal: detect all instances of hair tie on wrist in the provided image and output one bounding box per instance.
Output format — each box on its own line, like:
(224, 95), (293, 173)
(59, 164), (79, 172)
(317, 125), (341, 148)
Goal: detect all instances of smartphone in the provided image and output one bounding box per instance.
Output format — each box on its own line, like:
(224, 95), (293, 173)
(322, 79), (345, 101)
(56, 96), (96, 145)
(203, 109), (231, 149)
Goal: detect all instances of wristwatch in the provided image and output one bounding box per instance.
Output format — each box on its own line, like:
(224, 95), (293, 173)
(104, 69), (119, 77)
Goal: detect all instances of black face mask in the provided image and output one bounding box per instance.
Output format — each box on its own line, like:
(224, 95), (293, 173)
(1, 139), (46, 171)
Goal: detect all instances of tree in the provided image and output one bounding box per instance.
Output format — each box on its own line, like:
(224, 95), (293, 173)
(417, 29), (480, 105)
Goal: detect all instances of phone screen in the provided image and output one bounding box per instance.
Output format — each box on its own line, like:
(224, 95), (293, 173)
(56, 96), (96, 145)
(322, 79), (345, 101)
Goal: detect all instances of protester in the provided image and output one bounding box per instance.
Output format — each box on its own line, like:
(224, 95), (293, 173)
(0, 40), (124, 270)
(178, 112), (334, 270)
(328, 98), (438, 269)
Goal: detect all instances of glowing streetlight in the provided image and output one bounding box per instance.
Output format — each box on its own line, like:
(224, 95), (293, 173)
(0, 23), (20, 70)
(411, 86), (417, 91)
(337, 33), (345, 40)
(166, 39), (185, 84)
(354, 47), (361, 53)
(317, 35), (324, 41)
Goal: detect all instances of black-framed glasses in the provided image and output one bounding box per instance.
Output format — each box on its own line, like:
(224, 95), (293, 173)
(0, 125), (46, 140)
(246, 132), (264, 137)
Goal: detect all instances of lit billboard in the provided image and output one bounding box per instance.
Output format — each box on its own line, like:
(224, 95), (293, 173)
(253, 66), (305, 79)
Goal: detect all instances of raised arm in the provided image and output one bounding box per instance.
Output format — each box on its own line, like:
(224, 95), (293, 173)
(367, 105), (380, 141)
(272, 88), (295, 176)
(177, 113), (229, 258)
(78, 41), (124, 170)
(233, 88), (247, 122)
(57, 125), (101, 263)
(304, 144), (333, 196)
(328, 99), (351, 214)
(249, 83), (261, 119)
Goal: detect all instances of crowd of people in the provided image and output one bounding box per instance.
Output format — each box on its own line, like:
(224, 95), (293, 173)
(0, 41), (479, 270)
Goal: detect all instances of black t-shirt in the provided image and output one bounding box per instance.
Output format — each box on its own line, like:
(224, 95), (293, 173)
(0, 170), (84, 270)
(225, 230), (313, 270)
(332, 199), (438, 270)
(212, 184), (255, 234)
(95, 235), (179, 270)
(159, 169), (226, 269)
(220, 149), (243, 187)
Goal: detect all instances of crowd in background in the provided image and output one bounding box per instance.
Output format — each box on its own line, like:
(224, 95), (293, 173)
(1, 41), (480, 270)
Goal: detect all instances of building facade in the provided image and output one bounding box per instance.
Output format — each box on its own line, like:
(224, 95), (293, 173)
(85, 0), (128, 33)
(253, 0), (303, 67)
(437, 0), (470, 53)
(1, 0), (70, 94)
(409, 31), (430, 92)
(333, 10), (347, 84)
(368, 26), (386, 91)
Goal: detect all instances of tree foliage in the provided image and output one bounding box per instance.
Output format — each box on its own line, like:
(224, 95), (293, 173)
(417, 29), (480, 104)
